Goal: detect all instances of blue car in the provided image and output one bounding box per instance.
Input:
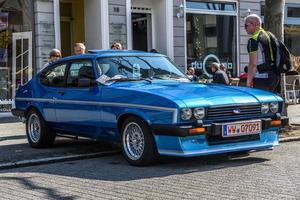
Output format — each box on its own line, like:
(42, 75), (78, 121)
(12, 50), (288, 166)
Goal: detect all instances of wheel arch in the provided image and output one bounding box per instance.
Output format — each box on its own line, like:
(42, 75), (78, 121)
(25, 105), (43, 118)
(117, 112), (151, 132)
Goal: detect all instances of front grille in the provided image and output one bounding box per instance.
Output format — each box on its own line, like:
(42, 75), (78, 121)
(207, 104), (261, 121)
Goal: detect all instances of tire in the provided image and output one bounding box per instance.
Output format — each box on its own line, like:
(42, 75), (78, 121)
(26, 109), (56, 148)
(121, 116), (158, 166)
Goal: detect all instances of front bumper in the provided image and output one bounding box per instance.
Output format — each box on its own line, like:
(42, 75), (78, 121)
(152, 117), (288, 157)
(151, 116), (289, 137)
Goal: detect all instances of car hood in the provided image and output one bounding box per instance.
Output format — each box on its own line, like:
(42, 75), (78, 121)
(110, 81), (282, 107)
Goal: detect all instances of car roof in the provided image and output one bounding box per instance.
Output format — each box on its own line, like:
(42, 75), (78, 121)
(46, 50), (165, 67)
(89, 49), (165, 58)
(58, 50), (164, 61)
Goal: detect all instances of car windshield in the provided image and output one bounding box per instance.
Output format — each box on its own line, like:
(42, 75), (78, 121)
(96, 56), (189, 83)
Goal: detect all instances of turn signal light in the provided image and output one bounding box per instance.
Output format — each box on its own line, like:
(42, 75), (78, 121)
(270, 120), (282, 126)
(189, 127), (206, 134)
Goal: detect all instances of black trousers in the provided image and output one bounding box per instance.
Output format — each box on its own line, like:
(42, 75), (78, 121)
(253, 72), (279, 93)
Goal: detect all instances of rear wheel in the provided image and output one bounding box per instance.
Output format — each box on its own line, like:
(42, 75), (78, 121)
(121, 116), (158, 166)
(26, 109), (56, 148)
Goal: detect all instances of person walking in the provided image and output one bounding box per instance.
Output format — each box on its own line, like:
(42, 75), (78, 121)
(244, 14), (278, 92)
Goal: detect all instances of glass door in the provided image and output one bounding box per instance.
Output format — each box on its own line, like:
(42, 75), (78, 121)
(12, 31), (32, 100)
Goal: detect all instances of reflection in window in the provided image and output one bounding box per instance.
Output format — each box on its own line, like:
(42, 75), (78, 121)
(186, 13), (237, 78)
(97, 56), (187, 80)
(41, 64), (67, 87)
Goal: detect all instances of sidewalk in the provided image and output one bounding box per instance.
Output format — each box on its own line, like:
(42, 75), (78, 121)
(287, 104), (300, 125)
(0, 112), (20, 123)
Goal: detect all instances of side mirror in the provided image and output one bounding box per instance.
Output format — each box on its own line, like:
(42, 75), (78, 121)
(78, 78), (96, 88)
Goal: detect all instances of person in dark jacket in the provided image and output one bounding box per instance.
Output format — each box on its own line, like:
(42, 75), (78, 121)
(210, 62), (230, 85)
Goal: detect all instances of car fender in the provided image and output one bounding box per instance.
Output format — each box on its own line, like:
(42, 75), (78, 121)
(117, 108), (152, 127)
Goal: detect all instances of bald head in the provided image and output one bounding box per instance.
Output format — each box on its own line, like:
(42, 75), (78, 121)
(244, 14), (262, 27)
(244, 14), (262, 34)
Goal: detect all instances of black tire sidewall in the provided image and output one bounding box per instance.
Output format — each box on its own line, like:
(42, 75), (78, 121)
(121, 116), (158, 166)
(26, 109), (55, 148)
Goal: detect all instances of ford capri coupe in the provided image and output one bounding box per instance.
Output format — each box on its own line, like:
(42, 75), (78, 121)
(12, 50), (288, 166)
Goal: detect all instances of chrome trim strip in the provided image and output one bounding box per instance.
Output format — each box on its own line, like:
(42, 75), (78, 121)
(16, 97), (178, 123)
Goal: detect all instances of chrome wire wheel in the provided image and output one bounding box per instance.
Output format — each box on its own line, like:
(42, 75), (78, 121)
(123, 122), (145, 160)
(27, 113), (41, 143)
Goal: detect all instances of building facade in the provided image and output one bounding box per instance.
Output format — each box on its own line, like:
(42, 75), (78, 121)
(0, 0), (300, 111)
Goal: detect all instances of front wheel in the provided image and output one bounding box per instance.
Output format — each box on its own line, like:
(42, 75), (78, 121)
(121, 117), (158, 166)
(26, 109), (56, 148)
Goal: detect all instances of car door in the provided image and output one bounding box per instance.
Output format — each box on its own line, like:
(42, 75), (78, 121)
(39, 62), (68, 123)
(54, 59), (101, 138)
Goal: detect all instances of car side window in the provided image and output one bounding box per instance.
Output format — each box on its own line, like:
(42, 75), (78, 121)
(67, 60), (95, 88)
(40, 63), (67, 87)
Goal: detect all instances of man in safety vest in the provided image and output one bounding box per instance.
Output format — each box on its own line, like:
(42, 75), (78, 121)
(245, 14), (278, 92)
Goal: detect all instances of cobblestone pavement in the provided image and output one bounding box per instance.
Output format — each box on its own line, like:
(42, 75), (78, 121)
(0, 141), (299, 200)
(0, 123), (117, 165)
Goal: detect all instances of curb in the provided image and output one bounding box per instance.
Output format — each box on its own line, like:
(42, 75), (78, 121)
(0, 150), (120, 171)
(279, 136), (300, 143)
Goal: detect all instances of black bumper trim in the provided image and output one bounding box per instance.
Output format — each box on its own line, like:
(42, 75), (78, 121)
(11, 108), (25, 118)
(151, 124), (210, 137)
(151, 117), (289, 137)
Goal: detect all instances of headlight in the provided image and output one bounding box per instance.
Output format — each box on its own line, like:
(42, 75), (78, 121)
(261, 103), (269, 114)
(181, 108), (192, 120)
(269, 102), (279, 113)
(193, 108), (205, 119)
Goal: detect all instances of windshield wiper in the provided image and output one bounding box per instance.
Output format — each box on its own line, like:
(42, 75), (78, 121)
(106, 77), (152, 84)
(152, 74), (187, 80)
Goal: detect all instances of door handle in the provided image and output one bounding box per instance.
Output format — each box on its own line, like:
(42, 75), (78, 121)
(57, 91), (65, 96)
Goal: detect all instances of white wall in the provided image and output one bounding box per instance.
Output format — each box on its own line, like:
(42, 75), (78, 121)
(35, 0), (56, 71)
(131, 0), (153, 8)
(153, 0), (166, 54)
(84, 0), (109, 50)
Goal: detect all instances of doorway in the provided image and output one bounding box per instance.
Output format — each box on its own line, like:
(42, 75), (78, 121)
(12, 31), (32, 99)
(132, 13), (152, 51)
(60, 0), (85, 57)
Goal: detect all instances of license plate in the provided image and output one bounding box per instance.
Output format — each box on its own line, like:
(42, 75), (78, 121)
(222, 120), (261, 137)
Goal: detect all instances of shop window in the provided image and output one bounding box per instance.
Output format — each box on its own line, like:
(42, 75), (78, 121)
(186, 13), (237, 78)
(288, 7), (300, 18)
